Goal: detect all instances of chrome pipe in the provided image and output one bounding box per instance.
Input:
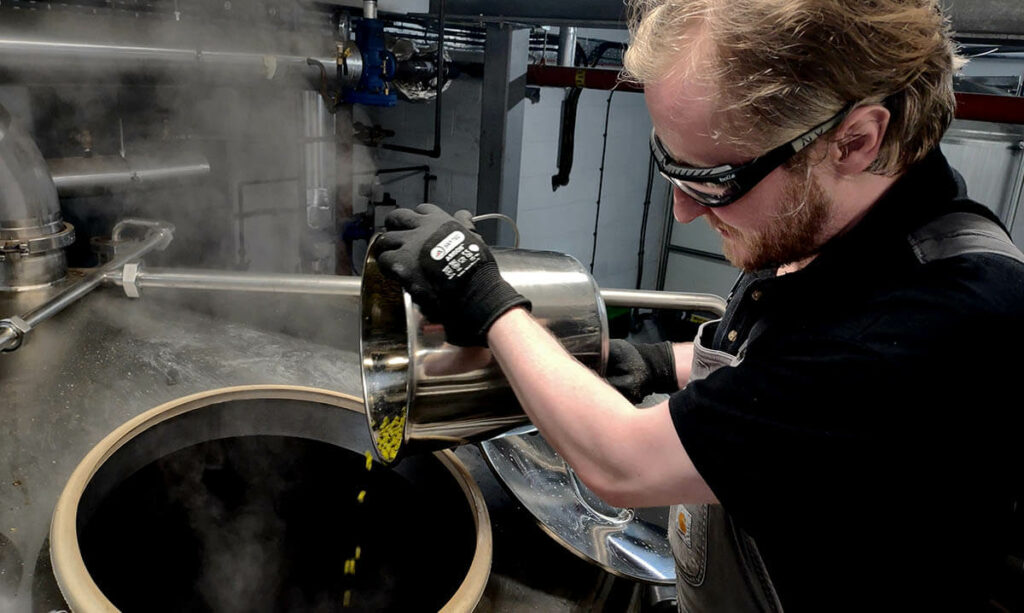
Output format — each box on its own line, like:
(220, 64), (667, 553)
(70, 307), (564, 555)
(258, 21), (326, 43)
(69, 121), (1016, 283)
(557, 26), (577, 67)
(47, 150), (211, 196)
(598, 288), (727, 317)
(0, 220), (173, 353)
(103, 268), (362, 297)
(363, 0), (379, 20)
(0, 35), (334, 84)
(95, 267), (724, 314)
(1, 102), (73, 291)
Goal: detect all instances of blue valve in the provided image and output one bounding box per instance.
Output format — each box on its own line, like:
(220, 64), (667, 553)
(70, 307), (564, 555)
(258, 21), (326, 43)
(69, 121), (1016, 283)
(343, 17), (398, 107)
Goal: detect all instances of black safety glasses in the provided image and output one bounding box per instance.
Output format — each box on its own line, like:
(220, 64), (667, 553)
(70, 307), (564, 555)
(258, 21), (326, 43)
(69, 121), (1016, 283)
(650, 107), (850, 207)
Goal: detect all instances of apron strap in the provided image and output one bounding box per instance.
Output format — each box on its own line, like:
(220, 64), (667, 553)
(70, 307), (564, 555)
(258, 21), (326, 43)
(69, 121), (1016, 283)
(908, 211), (1024, 266)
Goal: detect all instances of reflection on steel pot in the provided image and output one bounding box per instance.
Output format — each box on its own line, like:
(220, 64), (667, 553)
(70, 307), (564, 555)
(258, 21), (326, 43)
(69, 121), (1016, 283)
(361, 237), (609, 465)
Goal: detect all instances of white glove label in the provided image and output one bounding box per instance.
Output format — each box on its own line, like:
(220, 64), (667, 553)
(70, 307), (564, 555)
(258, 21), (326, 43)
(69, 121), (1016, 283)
(430, 230), (465, 260)
(439, 241), (482, 281)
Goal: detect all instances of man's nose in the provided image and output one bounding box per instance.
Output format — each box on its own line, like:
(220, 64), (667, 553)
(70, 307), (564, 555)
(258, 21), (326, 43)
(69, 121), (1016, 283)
(673, 188), (707, 224)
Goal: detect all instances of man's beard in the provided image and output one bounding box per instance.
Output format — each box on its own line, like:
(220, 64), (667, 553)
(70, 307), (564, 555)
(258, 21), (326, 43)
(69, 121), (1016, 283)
(711, 168), (831, 272)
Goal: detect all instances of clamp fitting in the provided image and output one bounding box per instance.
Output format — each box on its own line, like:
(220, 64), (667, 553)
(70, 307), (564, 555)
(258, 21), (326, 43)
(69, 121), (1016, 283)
(0, 316), (32, 352)
(121, 262), (143, 299)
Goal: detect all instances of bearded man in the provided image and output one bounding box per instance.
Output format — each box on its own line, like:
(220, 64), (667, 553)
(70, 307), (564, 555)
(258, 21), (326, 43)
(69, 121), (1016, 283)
(375, 1), (1024, 609)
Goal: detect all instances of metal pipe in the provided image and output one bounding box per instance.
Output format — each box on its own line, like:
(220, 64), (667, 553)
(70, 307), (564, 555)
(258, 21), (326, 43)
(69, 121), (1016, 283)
(0, 220), (174, 353)
(0, 34), (334, 84)
(47, 150), (211, 196)
(599, 288), (727, 317)
(557, 26), (577, 66)
(103, 268), (361, 296)
(381, 0), (446, 158)
(1, 102), (73, 291)
(84, 260), (726, 313)
(363, 0), (379, 20)
(94, 264), (723, 317)
(371, 165), (435, 203)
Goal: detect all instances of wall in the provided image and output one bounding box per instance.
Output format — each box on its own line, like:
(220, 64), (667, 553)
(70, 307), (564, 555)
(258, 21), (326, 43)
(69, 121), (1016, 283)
(517, 86), (670, 290)
(354, 77), (481, 215)
(356, 57), (671, 291)
(660, 54), (1024, 299)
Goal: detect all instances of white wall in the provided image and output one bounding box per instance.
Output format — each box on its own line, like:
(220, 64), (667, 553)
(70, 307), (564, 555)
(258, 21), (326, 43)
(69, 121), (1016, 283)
(357, 73), (671, 291)
(354, 77), (481, 216)
(517, 86), (670, 290)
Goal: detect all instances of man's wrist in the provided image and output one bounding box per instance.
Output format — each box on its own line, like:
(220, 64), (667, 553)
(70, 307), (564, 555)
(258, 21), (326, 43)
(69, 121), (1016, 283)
(486, 305), (532, 345)
(455, 263), (531, 346)
(672, 342), (694, 388)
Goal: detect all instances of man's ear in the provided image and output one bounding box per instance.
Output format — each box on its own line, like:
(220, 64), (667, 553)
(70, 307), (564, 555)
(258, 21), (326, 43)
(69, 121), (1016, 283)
(830, 105), (890, 175)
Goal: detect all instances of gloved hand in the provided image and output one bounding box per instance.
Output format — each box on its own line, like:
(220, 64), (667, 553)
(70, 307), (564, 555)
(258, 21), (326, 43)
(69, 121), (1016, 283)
(606, 339), (678, 403)
(375, 203), (531, 347)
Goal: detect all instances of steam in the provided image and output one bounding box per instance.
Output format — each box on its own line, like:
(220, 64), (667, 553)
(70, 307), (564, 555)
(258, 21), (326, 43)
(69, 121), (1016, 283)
(160, 439), (287, 612)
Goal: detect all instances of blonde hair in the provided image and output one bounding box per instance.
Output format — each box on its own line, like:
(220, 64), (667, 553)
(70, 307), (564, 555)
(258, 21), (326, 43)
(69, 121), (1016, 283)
(624, 0), (965, 174)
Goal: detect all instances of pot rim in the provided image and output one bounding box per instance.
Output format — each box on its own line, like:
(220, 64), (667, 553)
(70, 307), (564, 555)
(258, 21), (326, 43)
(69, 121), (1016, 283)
(50, 384), (493, 613)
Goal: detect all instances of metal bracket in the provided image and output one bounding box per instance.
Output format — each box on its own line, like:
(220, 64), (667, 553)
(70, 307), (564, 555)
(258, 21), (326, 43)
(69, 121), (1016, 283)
(0, 316), (31, 352)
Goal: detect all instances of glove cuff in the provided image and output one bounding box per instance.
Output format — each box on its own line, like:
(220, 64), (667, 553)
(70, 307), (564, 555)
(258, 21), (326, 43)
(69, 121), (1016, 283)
(449, 261), (531, 346)
(635, 341), (677, 394)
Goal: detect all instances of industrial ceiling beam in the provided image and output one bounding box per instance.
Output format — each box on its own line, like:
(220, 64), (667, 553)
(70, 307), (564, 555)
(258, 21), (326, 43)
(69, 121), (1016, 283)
(432, 0), (1023, 42)
(942, 0), (1024, 43)
(526, 66), (1024, 126)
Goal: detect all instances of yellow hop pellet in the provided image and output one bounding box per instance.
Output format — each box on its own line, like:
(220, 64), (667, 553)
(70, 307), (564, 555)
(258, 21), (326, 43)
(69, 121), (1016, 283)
(375, 413), (406, 463)
(364, 450), (373, 471)
(355, 546), (361, 560)
(357, 490), (366, 503)
(343, 590), (351, 607)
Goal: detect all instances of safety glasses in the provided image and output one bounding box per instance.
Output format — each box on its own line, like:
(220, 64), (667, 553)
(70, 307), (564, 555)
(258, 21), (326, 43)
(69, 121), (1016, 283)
(650, 107), (850, 207)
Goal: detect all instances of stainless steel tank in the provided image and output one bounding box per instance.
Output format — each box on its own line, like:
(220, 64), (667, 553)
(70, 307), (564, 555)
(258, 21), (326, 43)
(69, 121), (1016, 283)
(50, 386), (492, 613)
(0, 103), (74, 291)
(361, 239), (608, 465)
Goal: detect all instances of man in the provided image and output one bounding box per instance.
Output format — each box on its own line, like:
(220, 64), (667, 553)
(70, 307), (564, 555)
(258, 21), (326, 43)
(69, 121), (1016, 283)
(376, 0), (1024, 610)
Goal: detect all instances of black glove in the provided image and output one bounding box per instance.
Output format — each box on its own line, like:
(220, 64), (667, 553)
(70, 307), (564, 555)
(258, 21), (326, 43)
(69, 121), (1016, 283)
(606, 339), (677, 403)
(375, 203), (531, 347)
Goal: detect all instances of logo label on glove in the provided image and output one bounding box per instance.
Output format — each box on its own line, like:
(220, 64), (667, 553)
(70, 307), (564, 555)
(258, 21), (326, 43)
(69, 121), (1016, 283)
(427, 229), (484, 280)
(430, 231), (465, 261)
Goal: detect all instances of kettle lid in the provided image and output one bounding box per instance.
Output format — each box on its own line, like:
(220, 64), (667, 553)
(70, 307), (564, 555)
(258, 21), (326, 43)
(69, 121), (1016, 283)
(480, 427), (675, 585)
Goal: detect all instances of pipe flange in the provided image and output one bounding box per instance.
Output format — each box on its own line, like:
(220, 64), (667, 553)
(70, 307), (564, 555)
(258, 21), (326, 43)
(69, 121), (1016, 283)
(0, 316), (31, 352)
(339, 40), (363, 88)
(0, 222), (75, 256)
(121, 262), (142, 299)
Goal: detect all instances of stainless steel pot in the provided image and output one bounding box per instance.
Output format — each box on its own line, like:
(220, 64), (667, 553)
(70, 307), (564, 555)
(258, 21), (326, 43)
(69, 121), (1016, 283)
(361, 236), (608, 465)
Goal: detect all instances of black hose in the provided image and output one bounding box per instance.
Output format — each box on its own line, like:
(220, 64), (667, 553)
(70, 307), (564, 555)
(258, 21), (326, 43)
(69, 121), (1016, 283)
(550, 88), (582, 191)
(590, 90), (615, 274)
(371, 165), (435, 202)
(635, 152), (656, 289)
(589, 41), (627, 67)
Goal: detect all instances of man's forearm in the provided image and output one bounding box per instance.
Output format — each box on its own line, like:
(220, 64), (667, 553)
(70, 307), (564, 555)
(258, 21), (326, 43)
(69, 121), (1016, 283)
(486, 307), (715, 507)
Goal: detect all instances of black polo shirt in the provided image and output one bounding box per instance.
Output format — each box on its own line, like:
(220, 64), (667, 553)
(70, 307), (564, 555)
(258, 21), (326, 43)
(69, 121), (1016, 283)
(669, 149), (1024, 611)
